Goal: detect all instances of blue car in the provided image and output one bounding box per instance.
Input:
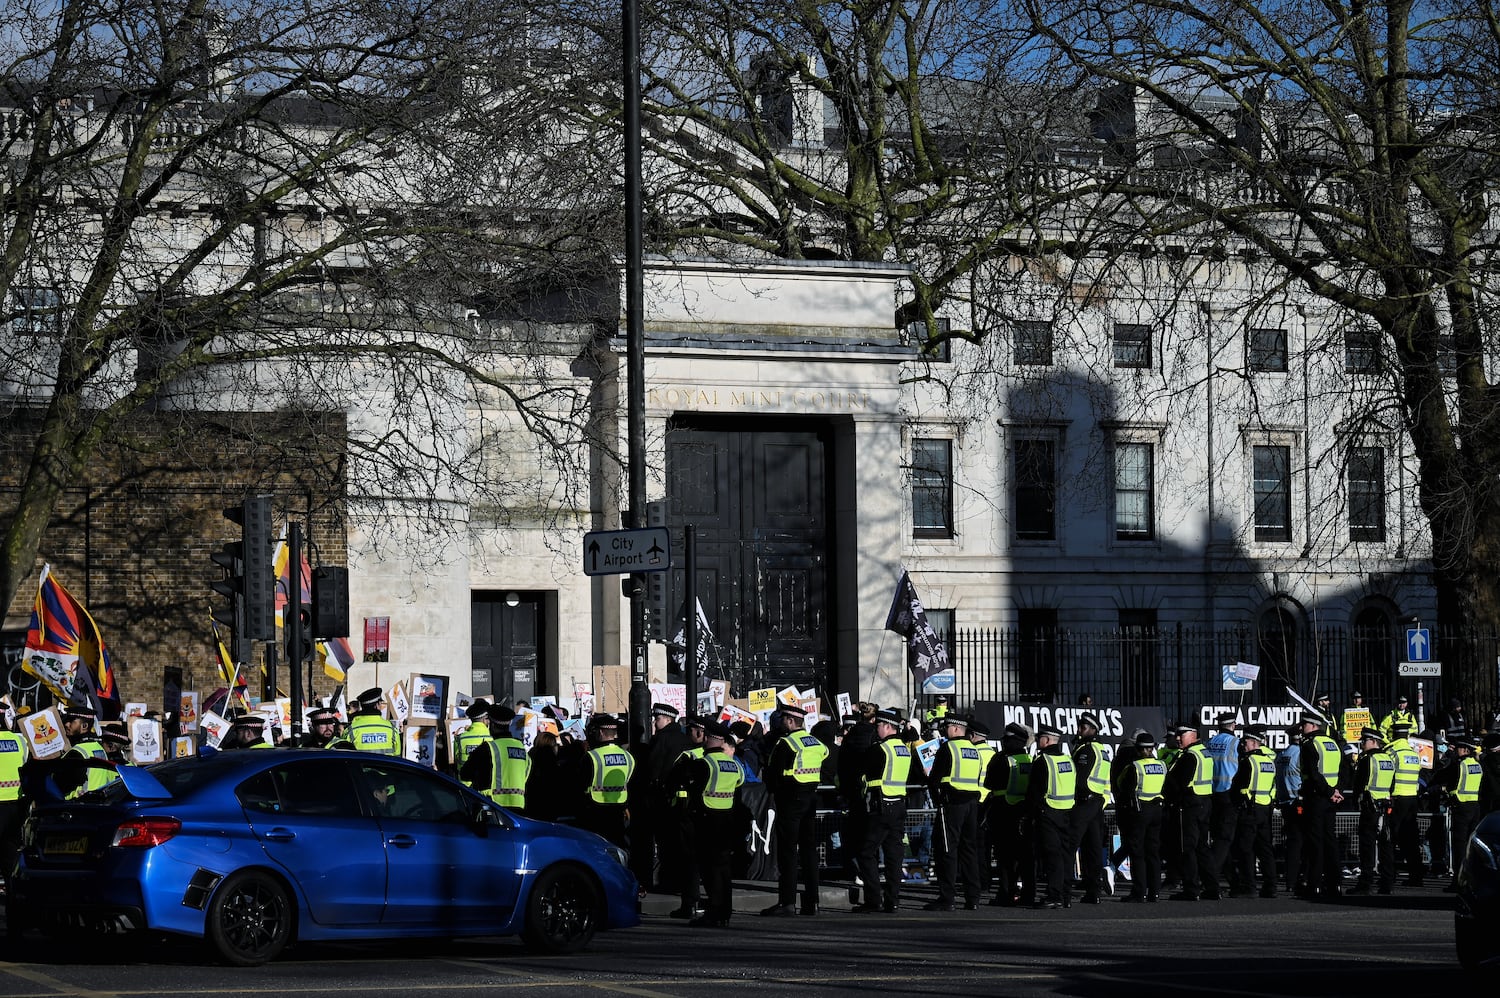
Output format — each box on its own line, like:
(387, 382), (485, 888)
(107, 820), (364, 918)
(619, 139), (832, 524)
(1457, 810), (1500, 971)
(6, 749), (639, 965)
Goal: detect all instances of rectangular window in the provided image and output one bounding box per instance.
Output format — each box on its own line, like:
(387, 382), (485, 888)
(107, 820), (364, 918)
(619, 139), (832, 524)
(1247, 327), (1288, 372)
(911, 437), (953, 539)
(905, 317), (952, 362)
(1438, 331), (1457, 378)
(10, 287), (63, 337)
(1114, 442), (1154, 540)
(1349, 446), (1386, 542)
(1014, 320), (1053, 366)
(1112, 323), (1152, 369)
(1345, 326), (1380, 374)
(1017, 608), (1057, 702)
(1252, 445), (1292, 541)
(1014, 439), (1056, 540)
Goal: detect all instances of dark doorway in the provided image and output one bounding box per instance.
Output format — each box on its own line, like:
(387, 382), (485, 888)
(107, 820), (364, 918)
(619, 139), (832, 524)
(665, 419), (834, 696)
(471, 591), (546, 705)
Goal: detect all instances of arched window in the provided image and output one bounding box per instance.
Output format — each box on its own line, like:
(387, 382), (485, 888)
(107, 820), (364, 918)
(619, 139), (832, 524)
(1351, 607), (1394, 706)
(1257, 606), (1299, 704)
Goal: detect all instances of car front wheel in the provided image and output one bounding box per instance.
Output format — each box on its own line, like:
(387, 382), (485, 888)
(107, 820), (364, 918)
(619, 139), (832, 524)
(207, 870), (294, 966)
(520, 865), (601, 954)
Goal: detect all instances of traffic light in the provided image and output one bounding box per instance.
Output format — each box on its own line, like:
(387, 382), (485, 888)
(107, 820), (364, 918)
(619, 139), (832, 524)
(287, 603), (314, 662)
(210, 544), (250, 663)
(311, 565), (350, 638)
(644, 500), (669, 641)
(228, 495), (274, 641)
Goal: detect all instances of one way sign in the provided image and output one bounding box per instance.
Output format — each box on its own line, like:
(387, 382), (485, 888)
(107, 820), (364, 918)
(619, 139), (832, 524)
(1406, 627), (1431, 663)
(582, 527), (671, 576)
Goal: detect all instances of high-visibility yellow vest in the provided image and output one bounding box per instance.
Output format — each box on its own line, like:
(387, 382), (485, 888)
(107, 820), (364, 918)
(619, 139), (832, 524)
(1075, 742), (1112, 800)
(701, 753), (744, 810)
(485, 737), (531, 808)
(940, 740), (984, 793)
(781, 730), (829, 785)
(1390, 739), (1421, 798)
(674, 746), (706, 801)
(1310, 735), (1342, 785)
(1455, 757), (1483, 804)
(1365, 750), (1396, 800)
(1243, 748), (1276, 805)
(1133, 758), (1167, 803)
(871, 739), (913, 798)
(1041, 753), (1076, 810)
(0, 732), (28, 801)
(348, 715), (400, 756)
(65, 740), (117, 797)
(974, 741), (997, 802)
(1003, 752), (1032, 805)
(1186, 743), (1213, 796)
(454, 719), (491, 769)
(587, 745), (635, 805)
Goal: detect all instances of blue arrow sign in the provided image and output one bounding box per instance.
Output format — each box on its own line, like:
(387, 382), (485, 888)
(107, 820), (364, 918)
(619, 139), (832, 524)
(1406, 627), (1431, 662)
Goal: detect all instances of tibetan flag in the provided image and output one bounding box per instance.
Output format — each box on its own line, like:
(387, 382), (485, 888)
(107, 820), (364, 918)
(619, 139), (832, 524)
(22, 564), (122, 717)
(884, 569), (953, 692)
(210, 617), (250, 707)
(316, 636), (353, 683)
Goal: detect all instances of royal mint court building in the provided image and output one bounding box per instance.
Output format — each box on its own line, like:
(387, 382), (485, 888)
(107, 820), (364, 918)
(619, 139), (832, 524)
(0, 83), (1456, 729)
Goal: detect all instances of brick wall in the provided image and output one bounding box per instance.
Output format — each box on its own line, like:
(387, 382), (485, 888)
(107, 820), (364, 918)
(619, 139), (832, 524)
(1, 408), (347, 714)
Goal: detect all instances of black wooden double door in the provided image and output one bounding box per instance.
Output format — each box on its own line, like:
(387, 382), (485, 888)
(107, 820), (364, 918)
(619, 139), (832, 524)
(666, 423), (831, 695)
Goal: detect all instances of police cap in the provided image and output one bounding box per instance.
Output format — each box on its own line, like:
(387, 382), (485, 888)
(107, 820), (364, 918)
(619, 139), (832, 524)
(1134, 731), (1157, 748)
(702, 719), (730, 740)
(1077, 712), (1101, 731)
(1215, 712), (1237, 728)
(1172, 723), (1197, 736)
(685, 715), (707, 731)
(1037, 724), (1064, 740)
(941, 714), (969, 731)
(1243, 725), (1267, 743)
(465, 699), (491, 720)
(1002, 722), (1029, 742)
(874, 708), (903, 727)
(778, 703), (806, 718)
(307, 706), (339, 724)
(969, 719), (991, 739)
(650, 702), (680, 720)
(356, 687), (384, 709)
(1359, 727), (1384, 744)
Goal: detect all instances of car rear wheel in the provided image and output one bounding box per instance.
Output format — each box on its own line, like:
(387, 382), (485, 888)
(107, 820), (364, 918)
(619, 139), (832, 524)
(520, 865), (601, 954)
(206, 870), (293, 966)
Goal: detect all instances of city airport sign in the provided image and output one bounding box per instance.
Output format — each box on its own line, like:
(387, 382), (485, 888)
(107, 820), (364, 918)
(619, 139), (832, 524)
(583, 528), (671, 576)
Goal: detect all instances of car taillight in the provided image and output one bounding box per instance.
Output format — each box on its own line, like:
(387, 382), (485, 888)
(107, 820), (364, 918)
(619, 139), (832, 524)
(111, 818), (181, 848)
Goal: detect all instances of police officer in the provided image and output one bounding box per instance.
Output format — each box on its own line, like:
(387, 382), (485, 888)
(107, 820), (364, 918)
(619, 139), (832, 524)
(1350, 727), (1396, 894)
(1115, 730), (1165, 902)
(344, 688), (401, 755)
(576, 714), (635, 849)
(632, 702), (690, 895)
(667, 717), (709, 919)
(855, 707), (913, 913)
(1380, 694), (1418, 741)
(301, 705), (341, 748)
(838, 703), (878, 885)
(683, 719), (745, 927)
(459, 704), (530, 810)
(1205, 712), (1241, 897)
(1166, 722), (1214, 900)
(761, 703), (829, 916)
(223, 711), (271, 749)
(62, 711), (117, 798)
(1297, 711), (1345, 899)
(1386, 721), (1423, 886)
(985, 722), (1033, 906)
(0, 710), (28, 885)
(925, 713), (984, 911)
(1027, 724), (1075, 909)
(1439, 734), (1483, 891)
(452, 699), (492, 768)
(1070, 711), (1111, 904)
(1480, 731), (1500, 816)
(1229, 724), (1277, 898)
(968, 719), (997, 894)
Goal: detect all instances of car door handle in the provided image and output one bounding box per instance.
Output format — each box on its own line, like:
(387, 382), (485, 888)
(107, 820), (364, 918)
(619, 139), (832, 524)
(388, 834), (417, 848)
(264, 828), (296, 842)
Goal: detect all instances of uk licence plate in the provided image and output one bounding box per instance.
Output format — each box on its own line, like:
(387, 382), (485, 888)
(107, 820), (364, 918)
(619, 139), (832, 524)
(44, 835), (88, 856)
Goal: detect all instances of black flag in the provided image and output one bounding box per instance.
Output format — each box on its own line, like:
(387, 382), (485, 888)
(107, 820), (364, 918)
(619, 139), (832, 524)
(884, 570), (950, 688)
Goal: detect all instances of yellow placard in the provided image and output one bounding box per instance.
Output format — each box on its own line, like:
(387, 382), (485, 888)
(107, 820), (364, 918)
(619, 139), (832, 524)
(1342, 707), (1372, 743)
(749, 687), (777, 714)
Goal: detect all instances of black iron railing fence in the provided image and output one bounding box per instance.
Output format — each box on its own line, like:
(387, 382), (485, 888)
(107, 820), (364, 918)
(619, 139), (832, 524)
(906, 625), (1500, 727)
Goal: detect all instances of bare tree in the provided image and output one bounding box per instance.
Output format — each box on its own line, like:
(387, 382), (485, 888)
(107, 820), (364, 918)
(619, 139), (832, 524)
(0, 0), (621, 615)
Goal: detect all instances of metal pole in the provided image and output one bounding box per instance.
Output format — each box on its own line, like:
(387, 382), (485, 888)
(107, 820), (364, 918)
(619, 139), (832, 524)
(288, 521), (305, 743)
(686, 525), (697, 710)
(623, 0), (650, 744)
